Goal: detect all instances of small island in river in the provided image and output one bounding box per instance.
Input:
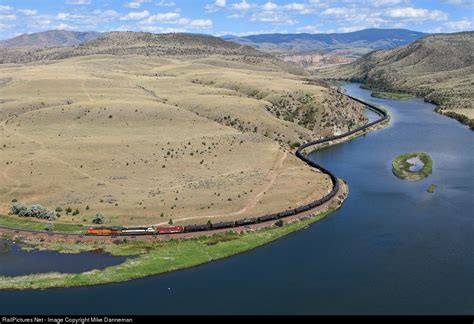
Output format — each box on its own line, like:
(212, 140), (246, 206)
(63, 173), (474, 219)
(392, 152), (433, 181)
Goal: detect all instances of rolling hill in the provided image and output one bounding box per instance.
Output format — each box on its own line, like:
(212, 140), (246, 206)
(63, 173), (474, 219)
(317, 31), (474, 129)
(0, 31), (304, 73)
(222, 28), (428, 56)
(0, 30), (102, 48)
(0, 31), (367, 225)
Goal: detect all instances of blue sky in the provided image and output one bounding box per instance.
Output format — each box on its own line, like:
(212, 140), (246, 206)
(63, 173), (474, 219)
(0, 0), (472, 39)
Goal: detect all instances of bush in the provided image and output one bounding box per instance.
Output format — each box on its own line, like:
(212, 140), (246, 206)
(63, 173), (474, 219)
(93, 213), (106, 224)
(290, 142), (301, 149)
(275, 220), (285, 227)
(10, 202), (56, 220)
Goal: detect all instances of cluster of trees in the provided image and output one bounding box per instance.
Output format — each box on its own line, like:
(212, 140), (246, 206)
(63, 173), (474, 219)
(10, 203), (56, 221)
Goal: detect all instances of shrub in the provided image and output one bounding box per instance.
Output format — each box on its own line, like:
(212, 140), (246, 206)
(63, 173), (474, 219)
(290, 142), (301, 148)
(10, 202), (56, 220)
(275, 220), (285, 227)
(93, 213), (106, 224)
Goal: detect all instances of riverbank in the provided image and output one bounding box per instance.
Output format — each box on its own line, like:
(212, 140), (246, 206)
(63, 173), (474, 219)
(363, 84), (473, 130)
(0, 190), (345, 290)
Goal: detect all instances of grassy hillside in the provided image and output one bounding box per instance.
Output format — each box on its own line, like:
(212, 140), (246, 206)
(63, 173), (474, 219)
(318, 32), (474, 129)
(0, 30), (101, 48)
(0, 33), (367, 227)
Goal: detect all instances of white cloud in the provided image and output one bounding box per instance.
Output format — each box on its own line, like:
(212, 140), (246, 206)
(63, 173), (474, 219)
(141, 12), (181, 24)
(57, 23), (70, 30)
(262, 1), (278, 11)
(444, 19), (472, 31)
(0, 14), (16, 21)
(369, 0), (404, 7)
(140, 12), (213, 29)
(0, 5), (13, 13)
(296, 25), (323, 33)
(232, 0), (253, 11)
(177, 18), (213, 28)
(205, 0), (227, 13)
(156, 0), (176, 7)
(65, 0), (91, 4)
(227, 13), (244, 19)
(443, 0), (474, 7)
(126, 2), (141, 9)
(125, 1), (152, 9)
(141, 26), (186, 33)
(385, 7), (448, 21)
(283, 3), (314, 14)
(18, 9), (38, 16)
(120, 10), (150, 21)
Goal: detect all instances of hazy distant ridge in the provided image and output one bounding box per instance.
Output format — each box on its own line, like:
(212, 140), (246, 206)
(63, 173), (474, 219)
(222, 28), (428, 56)
(0, 30), (102, 48)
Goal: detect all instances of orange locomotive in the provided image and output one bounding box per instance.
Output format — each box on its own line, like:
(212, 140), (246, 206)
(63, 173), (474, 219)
(86, 227), (121, 236)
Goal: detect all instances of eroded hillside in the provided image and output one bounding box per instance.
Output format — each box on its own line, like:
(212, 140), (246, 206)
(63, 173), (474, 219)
(318, 32), (474, 128)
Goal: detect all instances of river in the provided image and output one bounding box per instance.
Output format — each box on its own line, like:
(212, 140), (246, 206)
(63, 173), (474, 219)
(0, 84), (472, 315)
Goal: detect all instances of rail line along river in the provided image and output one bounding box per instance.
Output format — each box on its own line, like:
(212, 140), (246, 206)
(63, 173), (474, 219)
(0, 83), (472, 315)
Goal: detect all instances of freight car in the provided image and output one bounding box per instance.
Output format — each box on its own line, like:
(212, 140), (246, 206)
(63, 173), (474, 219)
(184, 224), (210, 232)
(156, 226), (184, 234)
(211, 222), (235, 230)
(278, 210), (294, 218)
(235, 218), (257, 226)
(295, 205), (310, 213)
(258, 214), (278, 222)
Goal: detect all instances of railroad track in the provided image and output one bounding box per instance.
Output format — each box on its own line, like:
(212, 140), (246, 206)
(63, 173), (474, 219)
(0, 94), (389, 239)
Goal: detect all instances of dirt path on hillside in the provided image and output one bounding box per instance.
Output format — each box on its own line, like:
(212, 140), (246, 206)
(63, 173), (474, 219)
(156, 150), (289, 225)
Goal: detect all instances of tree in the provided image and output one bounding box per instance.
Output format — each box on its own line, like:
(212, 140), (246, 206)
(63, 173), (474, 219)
(46, 223), (54, 232)
(72, 209), (80, 216)
(168, 219), (173, 225)
(93, 213), (106, 224)
(65, 207), (72, 215)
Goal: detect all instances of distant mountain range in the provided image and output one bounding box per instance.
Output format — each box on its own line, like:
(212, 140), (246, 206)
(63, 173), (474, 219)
(0, 30), (102, 48)
(222, 28), (428, 57)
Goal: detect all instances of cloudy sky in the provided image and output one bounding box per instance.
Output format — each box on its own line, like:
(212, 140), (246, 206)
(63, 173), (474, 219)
(0, 0), (472, 39)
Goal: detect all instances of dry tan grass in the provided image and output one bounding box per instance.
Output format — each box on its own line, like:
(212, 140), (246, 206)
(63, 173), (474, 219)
(0, 55), (362, 226)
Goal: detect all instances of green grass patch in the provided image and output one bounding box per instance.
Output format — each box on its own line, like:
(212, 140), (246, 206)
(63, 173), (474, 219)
(371, 90), (416, 101)
(0, 214), (85, 234)
(0, 210), (335, 290)
(0, 242), (11, 253)
(392, 152), (433, 182)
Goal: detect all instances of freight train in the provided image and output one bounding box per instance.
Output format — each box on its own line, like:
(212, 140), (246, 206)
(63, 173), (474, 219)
(84, 201), (320, 237)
